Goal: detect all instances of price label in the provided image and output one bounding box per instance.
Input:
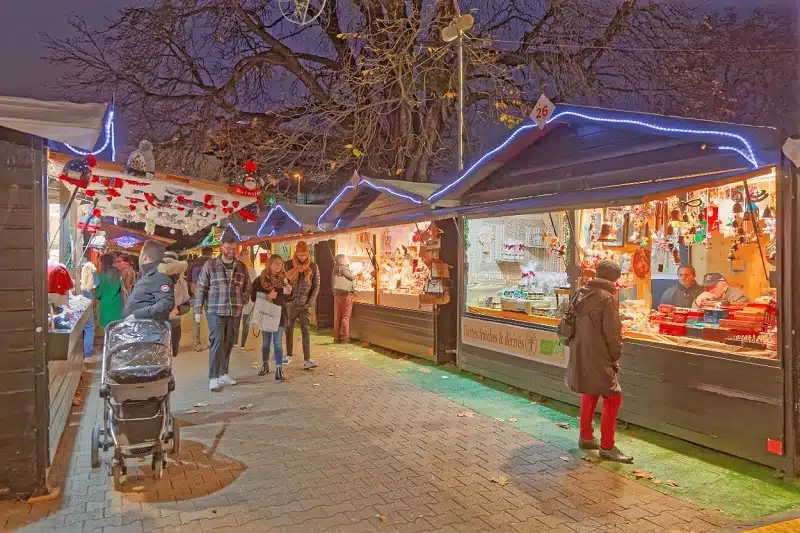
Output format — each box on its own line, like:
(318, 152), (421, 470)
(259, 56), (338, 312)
(531, 94), (555, 129)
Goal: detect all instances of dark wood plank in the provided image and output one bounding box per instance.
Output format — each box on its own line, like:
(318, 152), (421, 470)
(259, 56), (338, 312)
(350, 303), (434, 360)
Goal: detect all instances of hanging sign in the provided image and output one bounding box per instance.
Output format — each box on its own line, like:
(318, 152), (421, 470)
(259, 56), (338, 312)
(531, 94), (555, 129)
(461, 316), (568, 367)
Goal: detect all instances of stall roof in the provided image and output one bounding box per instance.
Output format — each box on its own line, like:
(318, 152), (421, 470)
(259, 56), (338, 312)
(429, 104), (781, 206)
(48, 152), (257, 235)
(99, 223), (175, 254)
(224, 203), (325, 240)
(0, 96), (107, 149)
(317, 174), (439, 231)
(449, 166), (776, 219)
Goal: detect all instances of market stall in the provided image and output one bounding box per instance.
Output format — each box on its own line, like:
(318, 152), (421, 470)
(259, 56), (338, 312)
(431, 104), (789, 469)
(0, 96), (108, 497)
(318, 175), (459, 362)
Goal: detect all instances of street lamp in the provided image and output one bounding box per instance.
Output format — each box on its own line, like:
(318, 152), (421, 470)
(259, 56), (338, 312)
(441, 3), (474, 173)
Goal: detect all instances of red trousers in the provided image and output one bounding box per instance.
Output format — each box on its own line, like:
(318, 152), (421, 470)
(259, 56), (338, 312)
(333, 293), (354, 341)
(580, 393), (622, 450)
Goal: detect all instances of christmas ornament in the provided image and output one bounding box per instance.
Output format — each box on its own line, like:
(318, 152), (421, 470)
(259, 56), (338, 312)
(58, 156), (96, 188)
(229, 160), (263, 197)
(125, 140), (156, 177)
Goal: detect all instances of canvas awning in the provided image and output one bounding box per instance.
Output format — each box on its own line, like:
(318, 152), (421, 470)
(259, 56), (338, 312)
(0, 96), (107, 149)
(48, 152), (257, 235)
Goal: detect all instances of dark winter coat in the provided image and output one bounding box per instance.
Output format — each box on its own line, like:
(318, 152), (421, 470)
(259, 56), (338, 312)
(123, 262), (175, 323)
(286, 259), (320, 308)
(566, 278), (623, 397)
(251, 277), (296, 328)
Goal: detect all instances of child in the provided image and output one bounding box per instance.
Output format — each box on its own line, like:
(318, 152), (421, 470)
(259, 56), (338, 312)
(250, 255), (294, 380)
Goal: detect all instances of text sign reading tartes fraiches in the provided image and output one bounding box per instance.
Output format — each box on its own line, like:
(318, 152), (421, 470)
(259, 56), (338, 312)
(461, 316), (568, 367)
(531, 94), (555, 129)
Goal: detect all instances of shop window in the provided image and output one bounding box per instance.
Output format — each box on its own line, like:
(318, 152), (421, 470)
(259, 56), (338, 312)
(334, 230), (376, 305)
(465, 212), (570, 326)
(376, 223), (432, 311)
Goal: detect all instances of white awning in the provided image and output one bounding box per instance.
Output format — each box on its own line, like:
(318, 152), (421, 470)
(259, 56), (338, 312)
(0, 96), (107, 149)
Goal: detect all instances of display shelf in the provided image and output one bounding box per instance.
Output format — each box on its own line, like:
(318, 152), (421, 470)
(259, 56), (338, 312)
(467, 306), (560, 327)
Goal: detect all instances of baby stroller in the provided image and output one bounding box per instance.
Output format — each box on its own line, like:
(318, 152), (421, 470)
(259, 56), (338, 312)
(90, 319), (179, 489)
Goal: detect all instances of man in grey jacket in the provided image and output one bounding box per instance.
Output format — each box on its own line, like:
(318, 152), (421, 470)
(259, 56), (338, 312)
(123, 240), (175, 323)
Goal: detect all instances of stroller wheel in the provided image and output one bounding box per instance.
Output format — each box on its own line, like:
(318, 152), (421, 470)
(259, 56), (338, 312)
(152, 456), (164, 480)
(112, 462), (124, 490)
(171, 419), (180, 455)
(90, 427), (101, 468)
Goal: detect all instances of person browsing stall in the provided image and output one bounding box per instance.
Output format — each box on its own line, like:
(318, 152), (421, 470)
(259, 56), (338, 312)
(122, 241), (175, 323)
(659, 264), (704, 308)
(693, 272), (749, 308)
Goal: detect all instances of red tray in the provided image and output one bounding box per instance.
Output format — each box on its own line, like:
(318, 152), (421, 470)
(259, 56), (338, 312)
(659, 322), (687, 336)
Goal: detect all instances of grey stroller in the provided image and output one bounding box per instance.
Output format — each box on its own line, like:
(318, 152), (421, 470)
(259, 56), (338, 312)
(90, 319), (179, 489)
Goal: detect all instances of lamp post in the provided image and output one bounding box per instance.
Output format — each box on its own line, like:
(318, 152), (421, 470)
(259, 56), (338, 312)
(441, 4), (474, 173)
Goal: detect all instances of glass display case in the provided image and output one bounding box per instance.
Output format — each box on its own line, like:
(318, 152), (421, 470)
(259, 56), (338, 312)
(465, 212), (570, 326)
(335, 230), (376, 305)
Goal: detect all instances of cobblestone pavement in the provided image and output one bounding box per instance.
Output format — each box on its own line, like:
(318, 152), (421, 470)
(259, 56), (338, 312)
(2, 338), (731, 533)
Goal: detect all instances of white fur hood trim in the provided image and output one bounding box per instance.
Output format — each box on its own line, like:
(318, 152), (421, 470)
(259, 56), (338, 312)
(159, 259), (188, 276)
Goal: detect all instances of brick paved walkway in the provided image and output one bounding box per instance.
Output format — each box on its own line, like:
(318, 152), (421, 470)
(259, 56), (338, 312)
(3, 339), (730, 533)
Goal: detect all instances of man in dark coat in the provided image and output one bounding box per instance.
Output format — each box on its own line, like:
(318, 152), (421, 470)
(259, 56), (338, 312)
(566, 260), (632, 463)
(123, 240), (175, 323)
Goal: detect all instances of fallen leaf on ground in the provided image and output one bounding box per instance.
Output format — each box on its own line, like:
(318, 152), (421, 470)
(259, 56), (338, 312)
(184, 409), (199, 414)
(377, 514), (388, 522)
(251, 362), (261, 368)
(559, 456), (570, 462)
(653, 479), (663, 485)
(508, 418), (518, 423)
(313, 383), (321, 387)
(328, 372), (335, 376)
(72, 396), (82, 407)
(350, 358), (358, 361)
(580, 456), (598, 463)
(631, 468), (655, 480)
(131, 485), (146, 493)
(457, 412), (475, 418)
(556, 422), (571, 429)
(194, 402), (209, 408)
(490, 476), (510, 486)
(361, 342), (370, 348)
(666, 480), (679, 487)
(494, 418), (505, 422)
(238, 404), (254, 411)
(441, 376), (450, 379)
(419, 368), (432, 374)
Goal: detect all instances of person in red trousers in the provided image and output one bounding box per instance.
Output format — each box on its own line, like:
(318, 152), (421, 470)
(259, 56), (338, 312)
(566, 260), (632, 463)
(331, 254), (355, 343)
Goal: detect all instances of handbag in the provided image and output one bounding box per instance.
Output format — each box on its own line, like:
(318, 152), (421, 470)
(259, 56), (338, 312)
(423, 278), (445, 295)
(332, 273), (353, 292)
(249, 294), (282, 333)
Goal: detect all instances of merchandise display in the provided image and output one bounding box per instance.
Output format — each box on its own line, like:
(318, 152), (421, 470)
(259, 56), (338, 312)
(465, 213), (569, 324)
(464, 175), (779, 359)
(335, 230), (376, 304)
(50, 294), (91, 331)
(377, 224), (431, 310)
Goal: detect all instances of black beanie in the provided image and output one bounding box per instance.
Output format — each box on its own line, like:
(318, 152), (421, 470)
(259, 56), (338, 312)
(596, 260), (622, 282)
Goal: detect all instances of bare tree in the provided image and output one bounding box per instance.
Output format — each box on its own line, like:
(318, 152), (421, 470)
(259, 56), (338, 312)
(47, 0), (703, 188)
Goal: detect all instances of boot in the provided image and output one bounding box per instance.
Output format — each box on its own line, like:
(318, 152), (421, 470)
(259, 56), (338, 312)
(599, 447), (634, 464)
(258, 362), (269, 376)
(275, 365), (285, 381)
(578, 438), (600, 450)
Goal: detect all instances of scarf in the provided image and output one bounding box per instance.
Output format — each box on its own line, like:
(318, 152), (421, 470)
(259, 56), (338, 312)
(288, 257), (312, 282)
(260, 270), (285, 292)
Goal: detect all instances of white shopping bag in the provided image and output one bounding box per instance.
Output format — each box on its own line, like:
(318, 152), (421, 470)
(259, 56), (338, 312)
(249, 293), (281, 332)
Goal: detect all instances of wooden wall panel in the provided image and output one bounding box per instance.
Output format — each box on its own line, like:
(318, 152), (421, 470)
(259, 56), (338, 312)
(350, 303), (435, 360)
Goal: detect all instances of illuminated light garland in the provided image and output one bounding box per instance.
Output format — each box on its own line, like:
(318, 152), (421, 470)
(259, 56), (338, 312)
(111, 235), (142, 249)
(63, 109), (116, 158)
(428, 110), (760, 203)
(227, 221), (242, 241)
(334, 218), (343, 230)
(317, 179), (424, 230)
(257, 204), (303, 237)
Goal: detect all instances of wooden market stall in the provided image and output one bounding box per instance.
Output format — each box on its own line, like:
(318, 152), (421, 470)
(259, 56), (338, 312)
(0, 96), (108, 498)
(430, 104), (793, 470)
(316, 175), (460, 363)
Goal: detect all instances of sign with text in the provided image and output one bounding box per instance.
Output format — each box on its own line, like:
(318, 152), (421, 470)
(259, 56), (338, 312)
(462, 316), (568, 367)
(531, 94), (555, 129)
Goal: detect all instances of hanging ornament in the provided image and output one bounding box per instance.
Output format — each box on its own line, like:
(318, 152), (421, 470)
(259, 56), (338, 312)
(58, 156), (96, 189)
(229, 160), (263, 197)
(124, 140), (156, 178)
(170, 229), (176, 235)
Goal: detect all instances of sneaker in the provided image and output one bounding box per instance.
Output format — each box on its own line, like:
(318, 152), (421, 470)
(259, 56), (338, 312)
(209, 378), (221, 392)
(599, 447), (634, 464)
(275, 366), (285, 381)
(283, 355), (293, 365)
(304, 360), (318, 370)
(219, 374), (238, 386)
(578, 438), (600, 450)
(258, 362), (270, 376)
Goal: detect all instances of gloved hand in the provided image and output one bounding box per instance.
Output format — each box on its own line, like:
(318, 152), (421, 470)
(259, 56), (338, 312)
(195, 313), (202, 324)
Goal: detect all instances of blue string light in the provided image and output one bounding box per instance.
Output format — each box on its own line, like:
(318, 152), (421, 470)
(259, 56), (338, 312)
(63, 109), (116, 158)
(428, 109), (760, 203)
(333, 218), (343, 230)
(257, 204), (303, 237)
(227, 221), (242, 241)
(317, 179), (424, 230)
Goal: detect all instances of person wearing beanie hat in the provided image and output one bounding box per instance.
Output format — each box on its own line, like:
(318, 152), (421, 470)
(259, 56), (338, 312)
(194, 233), (252, 391)
(285, 241), (320, 369)
(564, 260), (632, 463)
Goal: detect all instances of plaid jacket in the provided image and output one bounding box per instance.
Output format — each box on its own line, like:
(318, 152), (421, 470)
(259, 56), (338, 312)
(193, 257), (252, 317)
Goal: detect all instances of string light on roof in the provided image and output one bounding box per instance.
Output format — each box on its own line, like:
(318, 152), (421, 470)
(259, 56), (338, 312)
(63, 109), (116, 158)
(317, 179), (424, 230)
